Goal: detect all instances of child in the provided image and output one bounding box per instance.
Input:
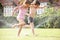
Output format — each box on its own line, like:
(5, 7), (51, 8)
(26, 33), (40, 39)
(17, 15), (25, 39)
(12, 0), (31, 36)
(28, 0), (40, 35)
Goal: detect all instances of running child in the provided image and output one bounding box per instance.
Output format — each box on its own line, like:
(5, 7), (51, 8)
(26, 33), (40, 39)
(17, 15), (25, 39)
(12, 0), (31, 36)
(28, 0), (40, 35)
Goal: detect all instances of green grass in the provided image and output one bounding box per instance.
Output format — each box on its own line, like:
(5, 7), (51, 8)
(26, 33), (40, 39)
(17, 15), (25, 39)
(0, 28), (60, 40)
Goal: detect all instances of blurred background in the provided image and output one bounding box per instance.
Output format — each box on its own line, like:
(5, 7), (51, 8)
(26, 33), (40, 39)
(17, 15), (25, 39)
(0, 0), (60, 28)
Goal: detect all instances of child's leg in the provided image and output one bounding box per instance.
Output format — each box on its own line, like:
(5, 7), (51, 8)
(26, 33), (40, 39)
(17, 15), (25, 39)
(29, 17), (35, 35)
(17, 22), (26, 36)
(30, 22), (35, 35)
(12, 24), (19, 28)
(18, 26), (22, 36)
(23, 24), (30, 28)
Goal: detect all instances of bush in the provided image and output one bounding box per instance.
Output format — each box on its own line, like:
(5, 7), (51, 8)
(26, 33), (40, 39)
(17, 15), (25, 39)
(35, 7), (60, 28)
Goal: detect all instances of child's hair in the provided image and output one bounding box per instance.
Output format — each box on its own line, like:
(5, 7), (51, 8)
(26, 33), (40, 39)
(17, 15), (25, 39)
(25, 0), (31, 5)
(26, 0), (34, 3)
(35, 0), (40, 5)
(18, 0), (25, 5)
(18, 1), (20, 4)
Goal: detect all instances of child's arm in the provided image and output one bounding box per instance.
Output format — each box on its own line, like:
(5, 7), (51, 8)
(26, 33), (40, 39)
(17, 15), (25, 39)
(12, 6), (19, 16)
(39, 6), (47, 8)
(25, 13), (29, 16)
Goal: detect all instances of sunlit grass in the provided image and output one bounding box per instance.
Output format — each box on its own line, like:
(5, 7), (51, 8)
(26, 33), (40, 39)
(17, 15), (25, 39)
(0, 28), (60, 40)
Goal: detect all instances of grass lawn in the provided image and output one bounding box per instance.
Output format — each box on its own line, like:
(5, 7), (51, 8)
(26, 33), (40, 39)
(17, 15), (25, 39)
(0, 28), (60, 40)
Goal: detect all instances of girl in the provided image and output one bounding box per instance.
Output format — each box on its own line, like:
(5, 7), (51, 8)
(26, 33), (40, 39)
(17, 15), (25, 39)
(12, 0), (31, 36)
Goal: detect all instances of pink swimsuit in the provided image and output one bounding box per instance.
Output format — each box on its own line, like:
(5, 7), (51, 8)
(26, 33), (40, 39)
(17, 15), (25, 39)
(17, 6), (27, 20)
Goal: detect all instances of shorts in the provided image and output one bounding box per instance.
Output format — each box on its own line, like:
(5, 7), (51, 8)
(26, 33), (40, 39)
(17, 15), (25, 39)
(28, 17), (34, 23)
(17, 16), (27, 24)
